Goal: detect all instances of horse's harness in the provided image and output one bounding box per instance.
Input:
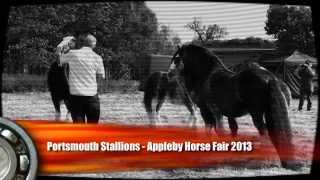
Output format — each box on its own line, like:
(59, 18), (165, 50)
(168, 74), (197, 111)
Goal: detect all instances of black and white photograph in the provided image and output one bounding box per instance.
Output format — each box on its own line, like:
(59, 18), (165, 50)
(1, 1), (318, 179)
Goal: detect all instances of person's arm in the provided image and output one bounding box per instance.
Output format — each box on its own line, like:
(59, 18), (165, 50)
(307, 66), (315, 77)
(60, 52), (73, 65)
(294, 65), (302, 77)
(56, 37), (74, 65)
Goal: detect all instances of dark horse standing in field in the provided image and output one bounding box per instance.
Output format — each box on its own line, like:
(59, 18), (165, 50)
(47, 62), (71, 120)
(143, 71), (197, 126)
(47, 36), (75, 120)
(168, 44), (297, 169)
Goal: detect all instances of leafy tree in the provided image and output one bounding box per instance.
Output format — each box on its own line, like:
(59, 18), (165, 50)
(185, 17), (228, 44)
(158, 25), (173, 54)
(265, 5), (315, 56)
(203, 37), (275, 49)
(188, 35), (275, 48)
(172, 35), (181, 47)
(205, 24), (228, 42)
(150, 25), (180, 55)
(5, 2), (158, 80)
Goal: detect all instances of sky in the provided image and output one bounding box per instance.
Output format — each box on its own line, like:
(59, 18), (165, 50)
(145, 1), (273, 43)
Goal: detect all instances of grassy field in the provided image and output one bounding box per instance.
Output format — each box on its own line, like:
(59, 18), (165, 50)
(2, 91), (318, 178)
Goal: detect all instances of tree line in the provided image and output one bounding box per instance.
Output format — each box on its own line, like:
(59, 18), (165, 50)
(186, 5), (315, 57)
(4, 3), (315, 80)
(4, 2), (181, 80)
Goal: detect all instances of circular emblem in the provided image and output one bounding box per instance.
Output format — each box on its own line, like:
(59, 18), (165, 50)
(0, 118), (38, 180)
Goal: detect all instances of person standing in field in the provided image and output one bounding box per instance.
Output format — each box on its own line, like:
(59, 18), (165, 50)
(295, 60), (315, 111)
(60, 34), (105, 123)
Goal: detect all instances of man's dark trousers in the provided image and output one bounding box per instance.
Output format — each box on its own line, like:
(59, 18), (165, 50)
(69, 94), (100, 123)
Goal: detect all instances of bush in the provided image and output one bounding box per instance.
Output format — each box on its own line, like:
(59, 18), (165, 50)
(2, 73), (141, 93)
(98, 79), (140, 93)
(2, 73), (48, 93)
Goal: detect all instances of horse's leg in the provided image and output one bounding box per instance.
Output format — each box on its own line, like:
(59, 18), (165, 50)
(250, 112), (266, 136)
(148, 100), (157, 126)
(306, 93), (312, 111)
(188, 109), (197, 128)
(65, 101), (71, 120)
(227, 117), (238, 137)
(207, 105), (224, 135)
(64, 98), (72, 121)
(148, 112), (156, 126)
(298, 92), (305, 111)
(184, 97), (197, 128)
(143, 85), (156, 126)
(55, 112), (61, 120)
(205, 124), (213, 135)
(144, 98), (156, 126)
(155, 100), (164, 126)
(51, 94), (61, 120)
(199, 106), (212, 135)
(65, 111), (71, 121)
(199, 104), (220, 135)
(246, 93), (267, 136)
(214, 112), (224, 136)
(155, 75), (168, 126)
(155, 89), (167, 126)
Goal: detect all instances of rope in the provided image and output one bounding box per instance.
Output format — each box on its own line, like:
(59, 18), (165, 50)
(172, 75), (197, 112)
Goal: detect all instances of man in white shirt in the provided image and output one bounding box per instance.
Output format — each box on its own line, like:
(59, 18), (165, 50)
(60, 34), (105, 123)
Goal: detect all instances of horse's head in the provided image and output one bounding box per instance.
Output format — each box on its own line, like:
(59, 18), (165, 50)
(169, 44), (229, 78)
(168, 45), (184, 79)
(56, 36), (76, 55)
(168, 44), (234, 93)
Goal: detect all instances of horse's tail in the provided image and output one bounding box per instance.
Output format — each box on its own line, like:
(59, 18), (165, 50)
(265, 79), (295, 169)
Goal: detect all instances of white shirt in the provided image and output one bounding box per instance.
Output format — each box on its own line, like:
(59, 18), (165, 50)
(60, 47), (105, 96)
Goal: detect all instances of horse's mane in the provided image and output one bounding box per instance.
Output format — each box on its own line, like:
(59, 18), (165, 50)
(183, 44), (218, 59)
(182, 44), (231, 72)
